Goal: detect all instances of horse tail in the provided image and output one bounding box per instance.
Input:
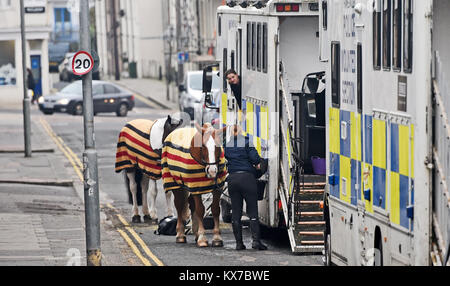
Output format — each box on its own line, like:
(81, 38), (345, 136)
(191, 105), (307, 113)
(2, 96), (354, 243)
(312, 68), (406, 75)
(125, 170), (143, 206)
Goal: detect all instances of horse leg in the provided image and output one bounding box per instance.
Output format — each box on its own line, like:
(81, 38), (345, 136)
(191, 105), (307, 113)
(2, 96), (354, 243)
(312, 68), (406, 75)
(193, 195), (208, 247)
(126, 171), (141, 223)
(173, 190), (188, 243)
(188, 195), (198, 240)
(165, 189), (174, 218)
(145, 179), (158, 223)
(211, 189), (224, 247)
(140, 176), (153, 224)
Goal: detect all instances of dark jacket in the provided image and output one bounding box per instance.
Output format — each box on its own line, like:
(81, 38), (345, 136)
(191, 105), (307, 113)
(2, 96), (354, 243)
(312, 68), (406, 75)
(230, 76), (242, 110)
(225, 134), (261, 176)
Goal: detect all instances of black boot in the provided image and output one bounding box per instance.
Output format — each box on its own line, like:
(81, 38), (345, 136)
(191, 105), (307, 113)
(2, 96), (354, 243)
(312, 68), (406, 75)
(232, 222), (246, 250)
(249, 219), (267, 250)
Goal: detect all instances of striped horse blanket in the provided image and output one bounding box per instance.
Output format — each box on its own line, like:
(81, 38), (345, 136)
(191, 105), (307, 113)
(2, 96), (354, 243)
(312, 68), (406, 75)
(162, 128), (227, 195)
(115, 119), (162, 180)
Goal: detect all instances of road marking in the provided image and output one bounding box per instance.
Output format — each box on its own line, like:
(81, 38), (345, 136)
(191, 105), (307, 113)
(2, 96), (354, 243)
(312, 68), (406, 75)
(40, 117), (163, 267)
(133, 93), (158, 109)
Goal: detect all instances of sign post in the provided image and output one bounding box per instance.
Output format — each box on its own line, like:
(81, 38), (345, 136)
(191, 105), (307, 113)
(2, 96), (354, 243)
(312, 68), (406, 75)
(79, 0), (101, 266)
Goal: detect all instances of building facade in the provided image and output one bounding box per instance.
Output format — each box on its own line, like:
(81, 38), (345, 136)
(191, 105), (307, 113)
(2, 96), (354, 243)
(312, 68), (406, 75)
(0, 0), (51, 106)
(95, 0), (223, 81)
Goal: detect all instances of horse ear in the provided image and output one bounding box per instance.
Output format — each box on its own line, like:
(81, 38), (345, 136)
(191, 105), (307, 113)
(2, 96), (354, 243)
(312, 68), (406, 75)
(167, 115), (172, 124)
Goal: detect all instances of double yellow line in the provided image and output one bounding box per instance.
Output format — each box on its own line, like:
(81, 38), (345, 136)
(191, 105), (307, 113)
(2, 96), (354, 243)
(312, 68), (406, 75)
(39, 117), (164, 266)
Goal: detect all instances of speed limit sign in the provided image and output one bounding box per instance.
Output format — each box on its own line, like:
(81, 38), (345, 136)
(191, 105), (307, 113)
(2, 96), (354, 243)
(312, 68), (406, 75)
(72, 51), (94, 76)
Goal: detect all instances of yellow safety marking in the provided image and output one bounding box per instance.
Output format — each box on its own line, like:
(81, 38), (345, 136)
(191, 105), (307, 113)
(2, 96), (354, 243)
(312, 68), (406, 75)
(221, 93), (228, 126)
(373, 119), (386, 169)
(351, 112), (362, 161)
(256, 136), (262, 156)
(340, 156), (351, 204)
(261, 106), (268, 141)
(329, 108), (340, 154)
(246, 102), (254, 136)
(399, 124), (410, 177)
(115, 214), (164, 266)
(116, 229), (152, 266)
(390, 172), (400, 225)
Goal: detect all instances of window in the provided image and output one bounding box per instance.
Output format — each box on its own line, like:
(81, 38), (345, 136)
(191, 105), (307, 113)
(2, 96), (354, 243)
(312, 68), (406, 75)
(382, 0), (392, 70)
(373, 0), (382, 69)
(403, 0), (413, 73)
(392, 0), (402, 70)
(223, 48), (228, 91)
(218, 15), (222, 37)
(104, 84), (121, 94)
(252, 22), (257, 70)
(54, 8), (72, 41)
(357, 44), (363, 113)
(0, 41), (16, 86)
(93, 84), (104, 96)
(257, 23), (262, 71)
(247, 22), (252, 69)
(331, 42), (341, 107)
(322, 0), (328, 30)
(263, 23), (268, 73)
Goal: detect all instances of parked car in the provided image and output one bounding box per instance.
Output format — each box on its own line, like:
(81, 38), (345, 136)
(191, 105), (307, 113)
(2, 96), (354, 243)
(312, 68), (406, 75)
(179, 70), (220, 122)
(38, 80), (135, 117)
(59, 52), (100, 82)
(194, 72), (221, 126)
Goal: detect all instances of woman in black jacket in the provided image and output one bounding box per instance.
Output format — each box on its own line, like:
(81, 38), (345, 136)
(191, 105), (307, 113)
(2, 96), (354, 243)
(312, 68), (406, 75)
(225, 125), (267, 251)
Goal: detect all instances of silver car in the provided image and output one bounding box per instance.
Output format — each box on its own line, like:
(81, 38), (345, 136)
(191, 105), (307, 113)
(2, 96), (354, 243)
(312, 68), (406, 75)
(179, 71), (220, 122)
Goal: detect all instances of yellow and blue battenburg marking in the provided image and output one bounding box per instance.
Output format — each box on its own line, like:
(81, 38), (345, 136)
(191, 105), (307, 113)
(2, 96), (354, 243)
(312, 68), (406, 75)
(222, 98), (269, 158)
(328, 108), (415, 230)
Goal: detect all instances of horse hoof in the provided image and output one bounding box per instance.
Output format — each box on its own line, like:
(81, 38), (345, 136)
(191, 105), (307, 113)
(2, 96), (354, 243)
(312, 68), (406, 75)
(197, 241), (209, 248)
(212, 240), (224, 248)
(176, 236), (187, 244)
(132, 215), (141, 223)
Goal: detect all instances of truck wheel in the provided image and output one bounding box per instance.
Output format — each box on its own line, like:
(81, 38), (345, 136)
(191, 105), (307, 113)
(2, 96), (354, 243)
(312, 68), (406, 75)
(323, 233), (332, 266)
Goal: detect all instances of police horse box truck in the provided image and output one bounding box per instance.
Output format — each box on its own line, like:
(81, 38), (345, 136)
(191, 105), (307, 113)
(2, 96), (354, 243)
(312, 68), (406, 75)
(320, 0), (450, 266)
(213, 0), (327, 253)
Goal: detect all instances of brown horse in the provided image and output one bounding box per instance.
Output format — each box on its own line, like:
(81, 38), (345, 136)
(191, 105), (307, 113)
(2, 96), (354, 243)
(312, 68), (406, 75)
(161, 123), (227, 247)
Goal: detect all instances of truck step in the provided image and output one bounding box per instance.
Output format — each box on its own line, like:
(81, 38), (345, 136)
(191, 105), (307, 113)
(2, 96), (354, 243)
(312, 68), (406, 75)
(298, 200), (322, 205)
(299, 231), (324, 236)
(298, 221), (326, 226)
(300, 240), (325, 245)
(297, 211), (324, 217)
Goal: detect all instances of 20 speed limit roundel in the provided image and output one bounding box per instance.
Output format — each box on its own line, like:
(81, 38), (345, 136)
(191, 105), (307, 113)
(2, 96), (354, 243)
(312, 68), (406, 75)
(72, 51), (94, 76)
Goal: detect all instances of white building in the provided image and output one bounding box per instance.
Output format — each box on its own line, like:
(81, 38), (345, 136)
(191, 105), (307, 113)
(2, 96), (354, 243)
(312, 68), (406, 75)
(95, 0), (223, 81)
(0, 0), (52, 106)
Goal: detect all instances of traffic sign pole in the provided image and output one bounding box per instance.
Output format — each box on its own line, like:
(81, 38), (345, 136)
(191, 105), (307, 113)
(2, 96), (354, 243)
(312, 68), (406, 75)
(79, 0), (101, 266)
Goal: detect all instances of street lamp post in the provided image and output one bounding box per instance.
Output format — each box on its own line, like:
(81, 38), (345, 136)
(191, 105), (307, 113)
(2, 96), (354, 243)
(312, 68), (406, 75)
(20, 0), (32, 158)
(80, 0), (102, 266)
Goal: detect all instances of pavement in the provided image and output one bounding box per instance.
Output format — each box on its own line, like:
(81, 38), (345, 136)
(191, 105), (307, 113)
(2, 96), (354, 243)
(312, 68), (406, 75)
(0, 106), (134, 266)
(110, 78), (179, 111)
(0, 77), (182, 266)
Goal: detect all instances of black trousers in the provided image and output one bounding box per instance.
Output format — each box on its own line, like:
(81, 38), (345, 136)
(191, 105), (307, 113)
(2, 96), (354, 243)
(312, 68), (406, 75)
(227, 172), (258, 224)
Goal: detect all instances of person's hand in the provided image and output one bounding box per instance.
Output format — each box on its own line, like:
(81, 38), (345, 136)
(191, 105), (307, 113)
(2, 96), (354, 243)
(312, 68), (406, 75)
(256, 164), (261, 170)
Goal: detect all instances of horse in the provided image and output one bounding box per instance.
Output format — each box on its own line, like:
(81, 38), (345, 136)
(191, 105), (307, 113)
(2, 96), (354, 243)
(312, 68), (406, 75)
(161, 123), (227, 247)
(115, 115), (183, 223)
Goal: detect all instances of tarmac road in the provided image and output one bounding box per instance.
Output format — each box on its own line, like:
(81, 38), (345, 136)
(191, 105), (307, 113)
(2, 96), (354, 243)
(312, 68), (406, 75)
(39, 92), (322, 266)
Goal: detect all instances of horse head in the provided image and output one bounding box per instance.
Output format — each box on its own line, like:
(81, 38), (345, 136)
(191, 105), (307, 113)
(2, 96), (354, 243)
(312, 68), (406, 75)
(191, 122), (226, 179)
